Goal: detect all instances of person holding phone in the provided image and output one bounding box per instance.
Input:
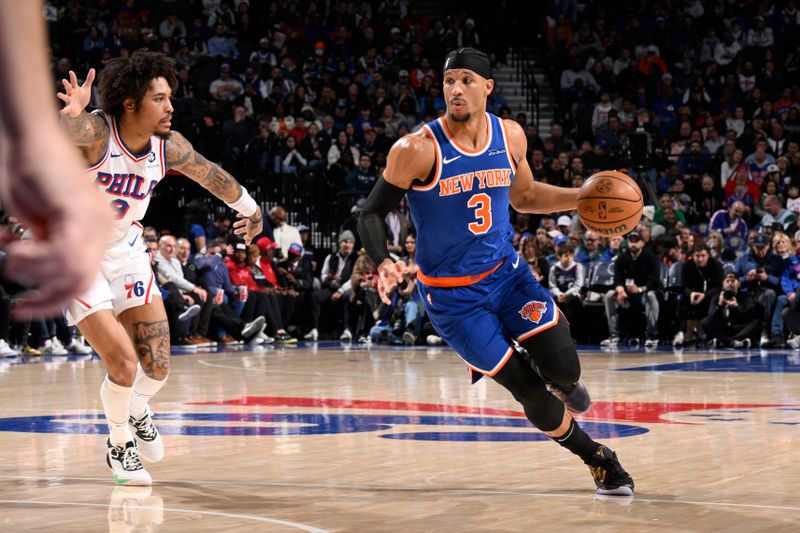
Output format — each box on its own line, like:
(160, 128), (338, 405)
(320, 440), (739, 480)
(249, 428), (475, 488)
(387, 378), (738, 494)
(701, 272), (762, 348)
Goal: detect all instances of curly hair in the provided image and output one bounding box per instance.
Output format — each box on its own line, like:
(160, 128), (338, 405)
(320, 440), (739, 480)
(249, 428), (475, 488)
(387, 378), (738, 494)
(97, 49), (178, 119)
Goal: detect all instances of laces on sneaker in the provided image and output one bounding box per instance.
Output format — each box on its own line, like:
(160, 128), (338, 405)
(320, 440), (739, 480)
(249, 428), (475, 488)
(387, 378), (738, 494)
(122, 445), (145, 471)
(131, 414), (157, 441)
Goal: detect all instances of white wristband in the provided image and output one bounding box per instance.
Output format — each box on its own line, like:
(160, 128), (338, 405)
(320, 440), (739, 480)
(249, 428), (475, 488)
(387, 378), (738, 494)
(226, 187), (258, 217)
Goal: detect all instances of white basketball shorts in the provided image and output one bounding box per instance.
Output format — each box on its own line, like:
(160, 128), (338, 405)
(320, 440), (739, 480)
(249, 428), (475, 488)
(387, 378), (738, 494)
(66, 223), (159, 326)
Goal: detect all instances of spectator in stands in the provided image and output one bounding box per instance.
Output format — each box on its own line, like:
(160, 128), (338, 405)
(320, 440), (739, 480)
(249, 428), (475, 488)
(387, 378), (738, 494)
(249, 241), (296, 343)
(574, 230), (602, 266)
(734, 233), (784, 347)
(548, 243), (583, 338)
(327, 130), (360, 169)
(155, 235), (214, 347)
(601, 230), (661, 347)
(207, 23), (238, 59)
(759, 194), (797, 233)
(709, 200), (748, 246)
(702, 272), (761, 348)
(746, 140), (777, 185)
(674, 243), (723, 347)
(346, 154), (377, 194)
(599, 235), (623, 262)
(267, 206), (302, 263)
(304, 231), (357, 342)
(194, 239), (265, 344)
(209, 63), (242, 103)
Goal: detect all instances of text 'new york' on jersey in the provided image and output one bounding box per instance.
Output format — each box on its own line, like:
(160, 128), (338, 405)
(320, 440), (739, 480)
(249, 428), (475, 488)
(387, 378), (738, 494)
(407, 113), (517, 279)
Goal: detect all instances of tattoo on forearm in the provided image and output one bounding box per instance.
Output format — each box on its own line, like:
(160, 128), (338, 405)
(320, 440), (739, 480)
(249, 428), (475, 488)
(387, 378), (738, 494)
(166, 131), (241, 201)
(60, 112), (108, 145)
(132, 319), (170, 377)
(249, 208), (263, 224)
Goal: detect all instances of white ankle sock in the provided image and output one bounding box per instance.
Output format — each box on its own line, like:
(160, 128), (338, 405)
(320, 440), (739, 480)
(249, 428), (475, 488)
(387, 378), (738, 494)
(129, 365), (167, 419)
(100, 376), (133, 446)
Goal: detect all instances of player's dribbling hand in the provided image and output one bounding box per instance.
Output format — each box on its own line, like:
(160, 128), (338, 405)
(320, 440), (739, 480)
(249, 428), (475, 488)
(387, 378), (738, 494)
(377, 259), (408, 304)
(232, 207), (263, 245)
(57, 69), (95, 118)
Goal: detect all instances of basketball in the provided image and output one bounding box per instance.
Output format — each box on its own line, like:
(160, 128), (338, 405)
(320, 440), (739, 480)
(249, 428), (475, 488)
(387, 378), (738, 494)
(576, 170), (643, 237)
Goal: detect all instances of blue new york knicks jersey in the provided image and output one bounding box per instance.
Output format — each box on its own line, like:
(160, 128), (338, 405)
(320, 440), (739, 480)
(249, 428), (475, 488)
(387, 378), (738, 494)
(409, 113), (562, 383)
(407, 113), (517, 279)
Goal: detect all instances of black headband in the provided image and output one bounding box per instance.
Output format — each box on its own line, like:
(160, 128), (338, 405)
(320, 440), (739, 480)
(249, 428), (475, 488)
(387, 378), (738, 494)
(443, 51), (492, 80)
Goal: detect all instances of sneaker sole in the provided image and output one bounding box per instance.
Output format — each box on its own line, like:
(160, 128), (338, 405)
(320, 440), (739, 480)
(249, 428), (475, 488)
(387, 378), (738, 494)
(595, 485), (634, 496)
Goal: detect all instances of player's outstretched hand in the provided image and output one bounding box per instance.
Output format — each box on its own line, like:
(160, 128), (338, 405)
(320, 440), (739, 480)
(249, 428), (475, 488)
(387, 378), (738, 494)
(377, 259), (408, 304)
(0, 128), (111, 318)
(232, 208), (263, 245)
(57, 69), (95, 118)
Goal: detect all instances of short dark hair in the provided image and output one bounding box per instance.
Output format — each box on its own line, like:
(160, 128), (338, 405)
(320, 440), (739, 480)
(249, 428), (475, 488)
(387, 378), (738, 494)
(692, 242), (709, 254)
(557, 243), (574, 256)
(98, 49), (178, 119)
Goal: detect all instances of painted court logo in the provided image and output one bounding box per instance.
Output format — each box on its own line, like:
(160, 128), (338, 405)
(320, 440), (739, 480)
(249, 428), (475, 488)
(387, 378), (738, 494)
(519, 300), (547, 323)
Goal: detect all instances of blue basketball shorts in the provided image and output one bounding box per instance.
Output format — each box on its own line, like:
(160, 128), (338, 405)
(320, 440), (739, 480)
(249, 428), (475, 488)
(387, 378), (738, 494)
(417, 254), (560, 383)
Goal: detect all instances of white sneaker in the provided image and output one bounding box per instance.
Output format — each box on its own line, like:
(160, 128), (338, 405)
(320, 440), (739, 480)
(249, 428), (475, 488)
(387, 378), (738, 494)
(0, 339), (19, 357)
(672, 331), (684, 347)
(66, 336), (93, 354)
(259, 332), (275, 344)
(645, 338), (658, 348)
(106, 440), (152, 485)
(787, 336), (800, 350)
(339, 328), (352, 341)
(43, 338), (68, 356)
(760, 335), (771, 348)
(128, 406), (164, 463)
(426, 335), (443, 345)
(303, 328), (318, 341)
(600, 336), (620, 347)
(248, 332), (265, 345)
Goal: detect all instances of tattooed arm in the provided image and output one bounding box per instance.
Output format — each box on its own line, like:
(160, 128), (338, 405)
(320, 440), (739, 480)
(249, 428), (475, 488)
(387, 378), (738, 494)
(57, 68), (109, 160)
(61, 111), (109, 147)
(165, 130), (263, 244)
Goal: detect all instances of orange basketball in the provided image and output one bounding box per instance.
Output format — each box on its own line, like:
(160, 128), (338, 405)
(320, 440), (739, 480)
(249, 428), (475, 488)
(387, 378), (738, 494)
(576, 170), (643, 237)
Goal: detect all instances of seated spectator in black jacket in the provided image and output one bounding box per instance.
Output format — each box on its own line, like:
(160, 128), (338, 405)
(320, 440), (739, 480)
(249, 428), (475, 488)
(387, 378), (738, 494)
(701, 272), (761, 348)
(548, 243), (584, 338)
(601, 230), (661, 347)
(674, 243), (723, 347)
(304, 231), (357, 341)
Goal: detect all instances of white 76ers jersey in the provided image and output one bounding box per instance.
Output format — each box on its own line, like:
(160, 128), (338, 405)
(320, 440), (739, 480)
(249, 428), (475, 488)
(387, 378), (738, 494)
(88, 111), (167, 245)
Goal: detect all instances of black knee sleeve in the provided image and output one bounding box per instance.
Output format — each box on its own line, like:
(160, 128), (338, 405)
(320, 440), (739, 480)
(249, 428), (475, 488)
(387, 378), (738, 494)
(493, 351), (566, 432)
(519, 314), (581, 386)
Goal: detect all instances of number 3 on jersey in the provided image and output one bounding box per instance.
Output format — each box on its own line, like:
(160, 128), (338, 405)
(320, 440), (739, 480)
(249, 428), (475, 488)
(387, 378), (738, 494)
(467, 193), (492, 235)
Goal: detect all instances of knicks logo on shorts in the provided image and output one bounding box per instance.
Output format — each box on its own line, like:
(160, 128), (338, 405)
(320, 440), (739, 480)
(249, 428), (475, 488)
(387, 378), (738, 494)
(519, 300), (547, 323)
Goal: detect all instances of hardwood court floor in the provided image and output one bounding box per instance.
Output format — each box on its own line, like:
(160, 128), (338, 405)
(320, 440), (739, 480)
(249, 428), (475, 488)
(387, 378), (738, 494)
(0, 342), (798, 532)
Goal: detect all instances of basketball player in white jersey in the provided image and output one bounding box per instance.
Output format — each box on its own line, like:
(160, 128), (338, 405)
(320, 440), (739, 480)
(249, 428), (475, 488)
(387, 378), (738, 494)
(58, 50), (263, 485)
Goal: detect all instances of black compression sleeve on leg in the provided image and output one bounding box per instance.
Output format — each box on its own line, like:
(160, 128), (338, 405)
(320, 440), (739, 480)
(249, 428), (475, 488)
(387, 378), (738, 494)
(357, 176), (408, 266)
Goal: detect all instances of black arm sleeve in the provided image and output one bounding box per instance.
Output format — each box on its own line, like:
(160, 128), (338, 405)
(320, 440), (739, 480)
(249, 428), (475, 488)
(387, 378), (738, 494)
(357, 176), (409, 266)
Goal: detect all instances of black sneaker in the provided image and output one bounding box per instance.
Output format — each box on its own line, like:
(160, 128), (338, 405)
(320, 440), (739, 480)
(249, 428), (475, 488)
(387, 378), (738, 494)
(588, 445), (634, 496)
(549, 379), (591, 414)
(276, 332), (297, 344)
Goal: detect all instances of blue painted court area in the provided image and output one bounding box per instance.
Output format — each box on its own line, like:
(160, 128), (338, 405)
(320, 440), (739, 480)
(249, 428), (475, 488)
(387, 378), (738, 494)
(620, 352), (800, 373)
(0, 413), (648, 441)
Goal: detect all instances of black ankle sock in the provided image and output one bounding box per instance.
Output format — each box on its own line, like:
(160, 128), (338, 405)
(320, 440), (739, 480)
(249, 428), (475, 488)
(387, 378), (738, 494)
(552, 419), (600, 464)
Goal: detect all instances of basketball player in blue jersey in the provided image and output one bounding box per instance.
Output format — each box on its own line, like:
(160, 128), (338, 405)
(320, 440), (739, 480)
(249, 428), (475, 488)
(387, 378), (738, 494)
(359, 48), (634, 495)
(58, 50), (264, 485)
